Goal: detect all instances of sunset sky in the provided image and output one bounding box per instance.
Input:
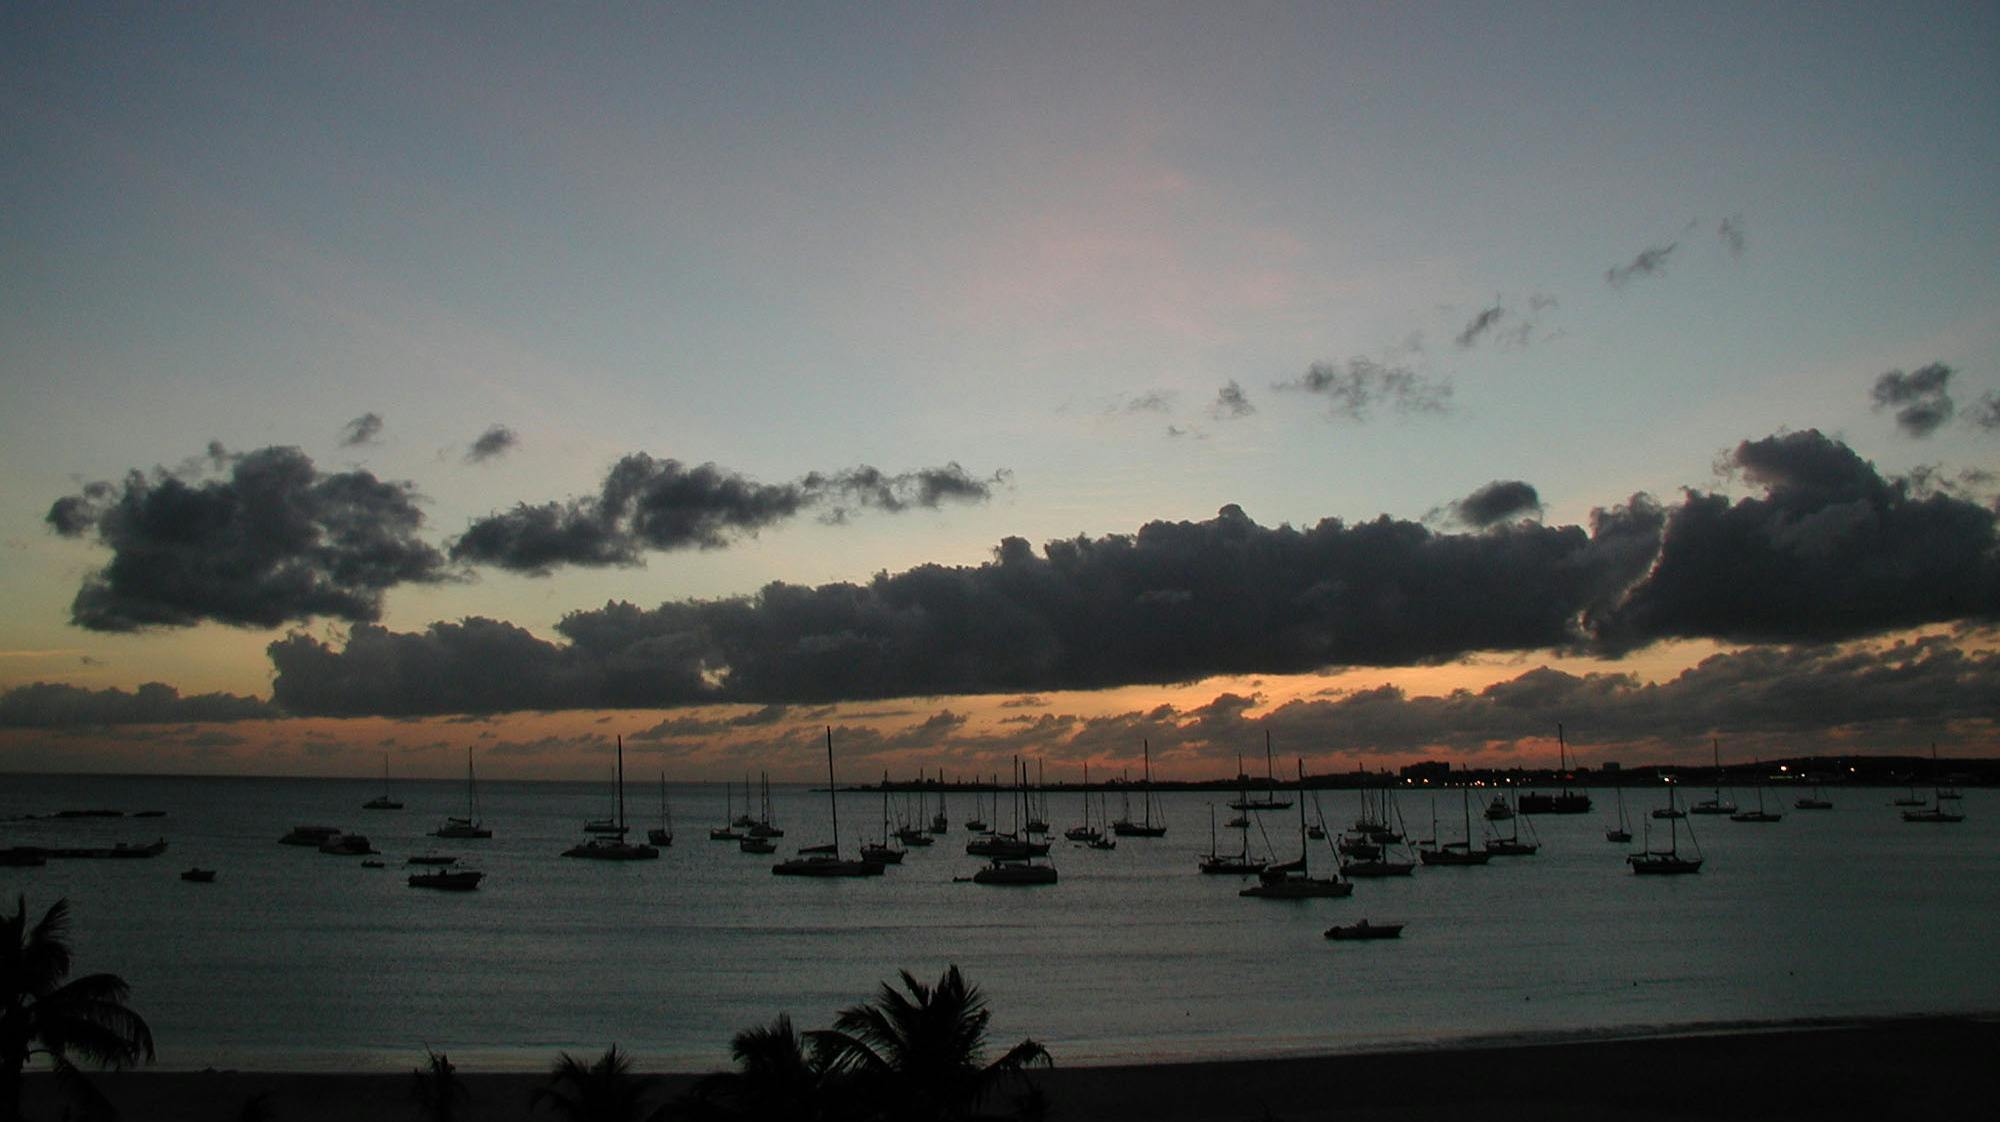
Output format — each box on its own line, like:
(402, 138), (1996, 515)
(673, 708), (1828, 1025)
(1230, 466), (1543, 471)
(3, 3), (1996, 781)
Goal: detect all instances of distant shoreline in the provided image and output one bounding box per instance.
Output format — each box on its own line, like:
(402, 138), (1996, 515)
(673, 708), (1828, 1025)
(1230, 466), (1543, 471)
(24, 1013), (1997, 1121)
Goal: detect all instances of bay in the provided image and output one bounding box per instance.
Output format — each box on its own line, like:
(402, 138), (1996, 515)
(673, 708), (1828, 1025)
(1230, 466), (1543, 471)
(3, 773), (1995, 1072)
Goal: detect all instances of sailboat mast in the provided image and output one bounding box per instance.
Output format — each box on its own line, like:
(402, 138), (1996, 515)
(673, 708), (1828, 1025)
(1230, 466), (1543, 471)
(1142, 739), (1154, 828)
(616, 735), (626, 831)
(1296, 759), (1309, 872)
(825, 726), (840, 856)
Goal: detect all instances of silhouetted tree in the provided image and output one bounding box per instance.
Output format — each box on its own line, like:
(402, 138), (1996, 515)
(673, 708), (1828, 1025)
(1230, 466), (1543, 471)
(812, 965), (1049, 1122)
(531, 1045), (664, 1122)
(412, 1048), (468, 1122)
(0, 896), (155, 1122)
(675, 1014), (838, 1121)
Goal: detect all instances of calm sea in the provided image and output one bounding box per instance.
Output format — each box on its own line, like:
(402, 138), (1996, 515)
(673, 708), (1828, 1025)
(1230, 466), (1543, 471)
(3, 774), (1995, 1072)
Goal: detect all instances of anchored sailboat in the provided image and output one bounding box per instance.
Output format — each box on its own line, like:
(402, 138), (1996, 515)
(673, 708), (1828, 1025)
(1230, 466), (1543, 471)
(430, 747), (492, 839)
(563, 736), (659, 860)
(972, 757), (1058, 885)
(1228, 731), (1292, 811)
(1517, 724), (1591, 814)
(1241, 761), (1351, 897)
(1110, 740), (1168, 837)
(1629, 781), (1703, 874)
(1418, 788), (1490, 866)
(1902, 744), (1966, 824)
(363, 754), (403, 810)
(648, 772), (674, 846)
(1688, 738), (1737, 815)
(773, 728), (886, 876)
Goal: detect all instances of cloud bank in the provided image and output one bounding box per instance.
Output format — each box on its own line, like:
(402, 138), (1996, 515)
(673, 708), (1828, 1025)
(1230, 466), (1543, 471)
(264, 428), (2000, 717)
(0, 681), (275, 727)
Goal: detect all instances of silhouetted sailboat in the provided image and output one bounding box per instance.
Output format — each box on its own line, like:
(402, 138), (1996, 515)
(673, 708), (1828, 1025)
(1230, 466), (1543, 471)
(648, 772), (674, 846)
(1484, 788), (1540, 855)
(1606, 783), (1633, 843)
(1630, 781), (1703, 874)
(973, 757), (1058, 885)
(773, 728), (885, 876)
(1064, 762), (1103, 843)
(1418, 788), (1490, 866)
(1228, 731), (1292, 811)
(1199, 799), (1266, 875)
(363, 754), (402, 810)
(1241, 761), (1351, 897)
(1688, 738), (1737, 815)
(1730, 776), (1783, 823)
(1903, 744), (1966, 824)
(1111, 740), (1167, 837)
(860, 772), (907, 865)
(710, 779), (745, 841)
(431, 748), (492, 839)
(1516, 724), (1591, 814)
(564, 737), (659, 860)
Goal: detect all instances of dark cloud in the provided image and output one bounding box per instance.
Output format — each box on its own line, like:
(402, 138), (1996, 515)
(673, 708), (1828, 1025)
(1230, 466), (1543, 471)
(1210, 381), (1254, 419)
(340, 413), (384, 447)
(466, 425), (519, 463)
(47, 445), (449, 631)
(1719, 216), (1747, 257)
(246, 429), (1998, 718)
(1275, 358), (1452, 420)
(1971, 392), (2000, 432)
(1593, 429), (2000, 651)
(0, 681), (274, 727)
(1454, 305), (1505, 349)
(1605, 242), (1677, 288)
(267, 618), (610, 716)
(1440, 481), (1543, 529)
(274, 499), (1660, 714)
(450, 456), (1005, 575)
(1871, 362), (1956, 438)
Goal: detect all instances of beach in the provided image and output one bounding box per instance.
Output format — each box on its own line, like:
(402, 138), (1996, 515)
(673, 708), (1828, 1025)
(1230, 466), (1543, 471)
(23, 1015), (1995, 1121)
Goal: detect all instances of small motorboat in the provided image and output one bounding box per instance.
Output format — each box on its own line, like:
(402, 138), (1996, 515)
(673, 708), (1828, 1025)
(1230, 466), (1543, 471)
(360, 859), (385, 869)
(179, 867), (217, 883)
(408, 869), (484, 890)
(1324, 919), (1403, 940)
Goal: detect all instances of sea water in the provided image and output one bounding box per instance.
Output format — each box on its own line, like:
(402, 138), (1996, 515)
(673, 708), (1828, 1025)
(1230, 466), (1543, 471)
(2, 774), (1995, 1071)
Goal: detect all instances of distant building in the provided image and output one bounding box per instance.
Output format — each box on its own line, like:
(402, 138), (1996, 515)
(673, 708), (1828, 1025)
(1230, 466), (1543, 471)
(1401, 760), (1451, 783)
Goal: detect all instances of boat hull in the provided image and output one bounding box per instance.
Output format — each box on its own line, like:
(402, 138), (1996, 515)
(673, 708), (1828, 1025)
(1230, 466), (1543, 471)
(1324, 922), (1403, 940)
(1240, 878), (1352, 898)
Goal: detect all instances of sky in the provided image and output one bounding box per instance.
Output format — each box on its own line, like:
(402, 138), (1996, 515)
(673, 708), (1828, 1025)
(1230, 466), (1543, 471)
(3, 3), (1997, 781)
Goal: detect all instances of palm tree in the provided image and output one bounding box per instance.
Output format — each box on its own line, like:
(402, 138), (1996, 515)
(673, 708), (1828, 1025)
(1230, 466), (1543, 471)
(412, 1048), (468, 1122)
(676, 1014), (837, 1121)
(811, 965), (1049, 1122)
(531, 1045), (665, 1122)
(1, 896), (155, 1122)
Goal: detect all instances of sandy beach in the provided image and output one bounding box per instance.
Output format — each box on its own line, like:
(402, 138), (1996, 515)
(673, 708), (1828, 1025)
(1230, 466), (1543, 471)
(20, 1014), (1995, 1121)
